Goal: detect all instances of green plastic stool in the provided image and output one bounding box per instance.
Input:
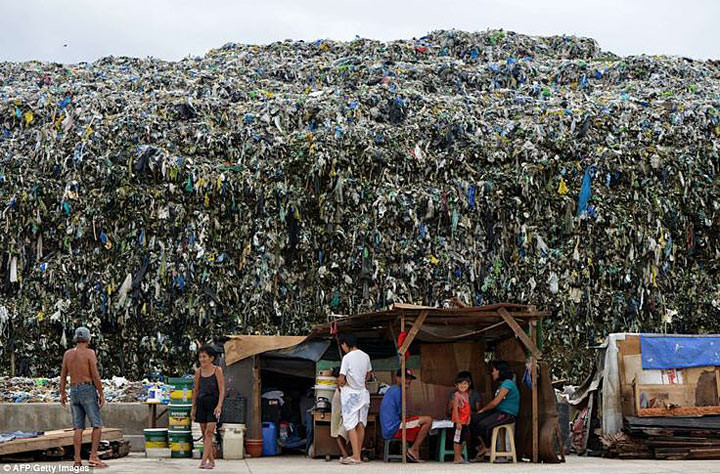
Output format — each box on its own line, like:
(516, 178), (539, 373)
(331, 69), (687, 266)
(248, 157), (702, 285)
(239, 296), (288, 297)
(383, 438), (410, 462)
(436, 428), (468, 462)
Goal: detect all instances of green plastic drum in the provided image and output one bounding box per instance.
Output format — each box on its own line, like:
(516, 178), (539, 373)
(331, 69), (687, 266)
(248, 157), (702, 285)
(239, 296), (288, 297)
(143, 428), (168, 450)
(168, 403), (192, 431)
(169, 430), (193, 458)
(169, 376), (194, 403)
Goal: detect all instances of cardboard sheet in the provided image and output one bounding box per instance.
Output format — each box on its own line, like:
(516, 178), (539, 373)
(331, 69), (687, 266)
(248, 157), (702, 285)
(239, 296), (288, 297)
(224, 335), (307, 365)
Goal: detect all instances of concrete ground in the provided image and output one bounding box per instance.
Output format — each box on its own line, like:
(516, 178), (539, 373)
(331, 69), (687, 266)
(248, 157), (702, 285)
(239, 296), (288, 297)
(5, 453), (720, 474)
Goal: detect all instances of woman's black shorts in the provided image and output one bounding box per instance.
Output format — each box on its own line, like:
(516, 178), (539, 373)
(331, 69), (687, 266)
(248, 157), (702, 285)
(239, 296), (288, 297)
(195, 396), (219, 423)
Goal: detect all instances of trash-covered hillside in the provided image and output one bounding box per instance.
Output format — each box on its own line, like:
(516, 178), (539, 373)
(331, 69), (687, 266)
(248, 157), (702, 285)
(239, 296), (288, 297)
(1, 30), (718, 380)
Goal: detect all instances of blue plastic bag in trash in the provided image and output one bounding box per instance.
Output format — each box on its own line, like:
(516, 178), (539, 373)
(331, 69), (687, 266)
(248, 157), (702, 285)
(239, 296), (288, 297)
(577, 167), (594, 216)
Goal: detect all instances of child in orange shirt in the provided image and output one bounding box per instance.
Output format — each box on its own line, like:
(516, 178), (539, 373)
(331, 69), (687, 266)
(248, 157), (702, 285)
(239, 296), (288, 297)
(451, 374), (472, 464)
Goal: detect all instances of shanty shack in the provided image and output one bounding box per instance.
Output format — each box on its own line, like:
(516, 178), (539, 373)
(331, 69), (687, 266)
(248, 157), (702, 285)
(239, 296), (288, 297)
(223, 302), (562, 463)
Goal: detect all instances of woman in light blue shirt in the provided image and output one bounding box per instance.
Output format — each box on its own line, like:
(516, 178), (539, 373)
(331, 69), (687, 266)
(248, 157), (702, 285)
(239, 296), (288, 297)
(472, 360), (520, 458)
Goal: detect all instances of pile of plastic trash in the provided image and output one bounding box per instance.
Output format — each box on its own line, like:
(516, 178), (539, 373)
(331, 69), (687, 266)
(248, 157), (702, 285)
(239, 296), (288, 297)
(0, 29), (718, 380)
(0, 376), (145, 403)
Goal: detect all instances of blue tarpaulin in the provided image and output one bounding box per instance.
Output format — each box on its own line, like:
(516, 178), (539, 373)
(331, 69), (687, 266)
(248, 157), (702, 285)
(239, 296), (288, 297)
(640, 336), (720, 369)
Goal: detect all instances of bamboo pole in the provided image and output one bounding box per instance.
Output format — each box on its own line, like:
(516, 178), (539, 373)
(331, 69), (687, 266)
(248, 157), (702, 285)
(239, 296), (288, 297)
(253, 355), (262, 439)
(531, 319), (539, 463)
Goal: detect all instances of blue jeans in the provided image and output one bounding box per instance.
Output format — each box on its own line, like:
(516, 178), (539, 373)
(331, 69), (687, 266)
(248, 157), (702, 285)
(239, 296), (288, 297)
(70, 384), (103, 429)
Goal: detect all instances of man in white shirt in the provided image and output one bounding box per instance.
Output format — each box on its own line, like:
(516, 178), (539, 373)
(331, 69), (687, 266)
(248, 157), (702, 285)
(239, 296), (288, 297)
(337, 333), (372, 464)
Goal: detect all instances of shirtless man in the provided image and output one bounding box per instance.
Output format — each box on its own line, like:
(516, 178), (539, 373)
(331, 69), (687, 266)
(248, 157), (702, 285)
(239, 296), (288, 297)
(59, 327), (108, 469)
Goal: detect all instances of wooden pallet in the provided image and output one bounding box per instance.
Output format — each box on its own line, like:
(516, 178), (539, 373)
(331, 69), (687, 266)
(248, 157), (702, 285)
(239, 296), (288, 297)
(0, 428), (123, 456)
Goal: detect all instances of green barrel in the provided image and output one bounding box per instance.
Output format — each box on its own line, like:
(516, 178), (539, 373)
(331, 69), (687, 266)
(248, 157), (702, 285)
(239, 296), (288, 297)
(168, 403), (192, 431)
(169, 376), (194, 403)
(169, 430), (193, 458)
(143, 428), (168, 450)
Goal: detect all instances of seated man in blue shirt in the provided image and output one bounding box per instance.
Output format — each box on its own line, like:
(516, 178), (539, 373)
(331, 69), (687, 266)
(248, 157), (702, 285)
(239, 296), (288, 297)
(379, 369), (432, 462)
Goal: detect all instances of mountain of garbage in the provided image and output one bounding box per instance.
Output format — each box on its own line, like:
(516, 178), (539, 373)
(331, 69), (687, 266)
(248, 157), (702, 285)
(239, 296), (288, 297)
(1, 30), (718, 381)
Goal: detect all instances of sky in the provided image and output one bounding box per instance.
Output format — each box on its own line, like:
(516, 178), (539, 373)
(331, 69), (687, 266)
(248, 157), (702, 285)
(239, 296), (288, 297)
(1, 0), (718, 64)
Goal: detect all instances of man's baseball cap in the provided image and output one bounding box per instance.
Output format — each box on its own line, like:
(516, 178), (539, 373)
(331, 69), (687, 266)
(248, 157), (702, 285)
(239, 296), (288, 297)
(396, 368), (417, 380)
(74, 327), (91, 342)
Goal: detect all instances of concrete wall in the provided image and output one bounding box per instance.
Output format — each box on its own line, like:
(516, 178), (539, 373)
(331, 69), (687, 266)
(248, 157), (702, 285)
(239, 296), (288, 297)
(0, 403), (167, 452)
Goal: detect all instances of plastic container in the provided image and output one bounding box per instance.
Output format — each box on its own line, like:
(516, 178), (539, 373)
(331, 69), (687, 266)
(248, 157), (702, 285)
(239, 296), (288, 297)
(168, 376), (194, 387)
(168, 377), (193, 403)
(315, 375), (337, 389)
(143, 428), (168, 450)
(222, 424), (246, 460)
(169, 430), (192, 458)
(168, 403), (192, 431)
(314, 387), (334, 403)
(147, 384), (164, 403)
(192, 422), (204, 448)
(145, 448), (171, 458)
(261, 422), (278, 456)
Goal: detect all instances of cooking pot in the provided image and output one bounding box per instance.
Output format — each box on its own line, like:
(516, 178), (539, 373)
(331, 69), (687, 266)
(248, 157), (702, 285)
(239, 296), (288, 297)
(314, 396), (331, 412)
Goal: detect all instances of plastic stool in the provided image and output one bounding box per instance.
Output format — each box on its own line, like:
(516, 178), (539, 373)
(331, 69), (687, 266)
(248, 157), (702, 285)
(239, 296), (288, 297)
(489, 423), (517, 463)
(383, 438), (410, 462)
(436, 428), (468, 462)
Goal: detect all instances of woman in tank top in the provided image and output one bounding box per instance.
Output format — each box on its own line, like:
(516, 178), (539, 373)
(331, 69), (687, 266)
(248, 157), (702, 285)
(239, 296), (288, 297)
(191, 344), (225, 469)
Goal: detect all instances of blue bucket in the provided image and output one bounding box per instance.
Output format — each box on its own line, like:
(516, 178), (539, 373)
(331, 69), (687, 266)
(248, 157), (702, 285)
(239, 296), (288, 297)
(261, 422), (278, 456)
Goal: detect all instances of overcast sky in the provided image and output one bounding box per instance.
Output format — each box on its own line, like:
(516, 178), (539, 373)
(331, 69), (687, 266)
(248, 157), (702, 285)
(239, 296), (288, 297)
(1, 0), (718, 64)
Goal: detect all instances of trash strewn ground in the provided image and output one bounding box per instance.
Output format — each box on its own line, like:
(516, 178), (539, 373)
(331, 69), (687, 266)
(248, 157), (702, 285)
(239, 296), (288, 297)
(0, 376), (144, 403)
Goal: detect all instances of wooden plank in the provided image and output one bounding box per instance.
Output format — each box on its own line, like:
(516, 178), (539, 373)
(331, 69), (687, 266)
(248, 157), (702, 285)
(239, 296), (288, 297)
(626, 415), (720, 428)
(253, 355), (262, 438)
(633, 378), (641, 416)
(638, 406), (720, 417)
(398, 310), (429, 356)
(415, 311), (552, 322)
(498, 308), (542, 358)
(635, 383), (697, 408)
(0, 428), (122, 456)
(531, 320), (539, 463)
(715, 367), (720, 405)
(555, 424), (566, 462)
(581, 392), (594, 455)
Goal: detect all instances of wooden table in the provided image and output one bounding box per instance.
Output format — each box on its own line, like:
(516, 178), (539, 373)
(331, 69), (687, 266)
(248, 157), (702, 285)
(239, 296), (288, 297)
(312, 412), (377, 460)
(146, 401), (168, 428)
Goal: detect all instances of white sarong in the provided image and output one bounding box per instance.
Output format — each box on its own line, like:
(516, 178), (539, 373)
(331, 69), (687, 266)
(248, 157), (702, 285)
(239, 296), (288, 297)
(340, 386), (370, 431)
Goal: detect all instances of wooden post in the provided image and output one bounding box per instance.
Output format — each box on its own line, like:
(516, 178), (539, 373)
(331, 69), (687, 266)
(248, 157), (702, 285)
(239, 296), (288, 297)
(633, 377), (640, 415)
(531, 319), (539, 463)
(401, 314), (407, 464)
(397, 310), (429, 356)
(147, 404), (154, 429)
(498, 308), (542, 358)
(253, 355), (262, 439)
